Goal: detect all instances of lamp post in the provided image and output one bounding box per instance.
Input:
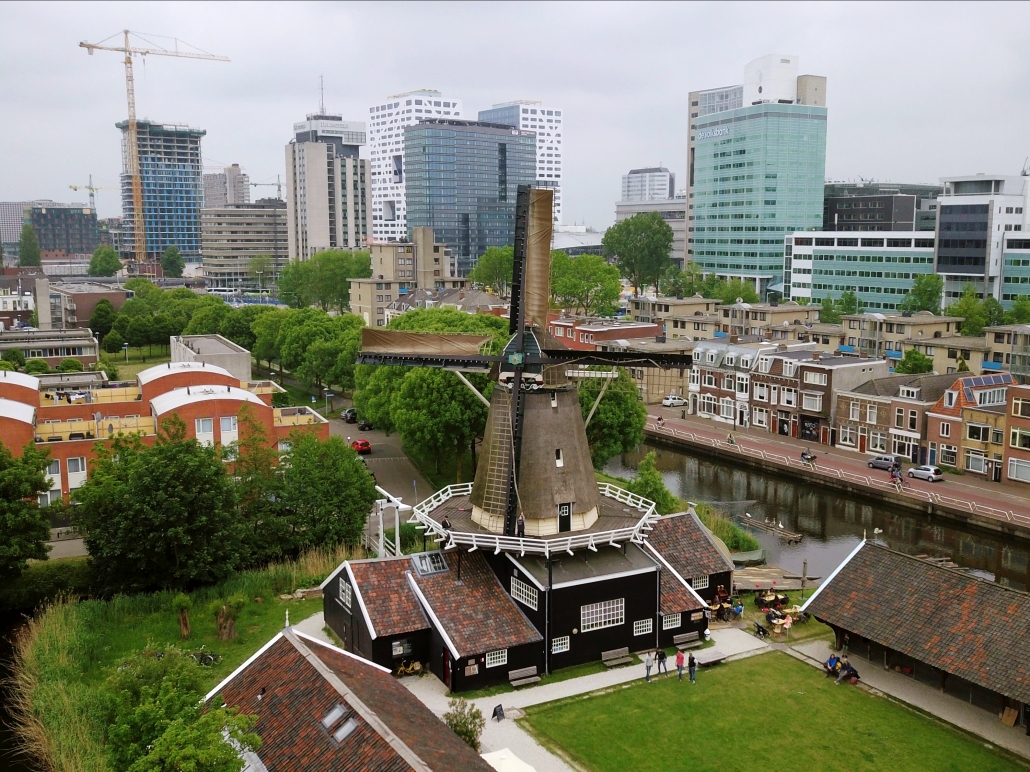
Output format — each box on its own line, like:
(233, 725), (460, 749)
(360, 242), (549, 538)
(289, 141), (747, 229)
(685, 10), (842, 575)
(323, 389), (333, 416)
(122, 342), (128, 362)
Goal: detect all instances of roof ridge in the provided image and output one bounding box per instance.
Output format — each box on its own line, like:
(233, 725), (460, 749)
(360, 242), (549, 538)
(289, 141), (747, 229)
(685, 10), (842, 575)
(687, 511), (736, 572)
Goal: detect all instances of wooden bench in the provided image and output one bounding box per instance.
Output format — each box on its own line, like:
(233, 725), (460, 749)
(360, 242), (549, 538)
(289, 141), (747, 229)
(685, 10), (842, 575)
(601, 646), (633, 668)
(508, 665), (541, 687)
(673, 631), (703, 651)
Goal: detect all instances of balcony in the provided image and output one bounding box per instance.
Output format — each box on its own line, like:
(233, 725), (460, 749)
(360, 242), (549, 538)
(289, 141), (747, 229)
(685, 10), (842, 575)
(35, 416), (155, 443)
(41, 386), (142, 407)
(273, 406), (327, 427)
(244, 380), (287, 396)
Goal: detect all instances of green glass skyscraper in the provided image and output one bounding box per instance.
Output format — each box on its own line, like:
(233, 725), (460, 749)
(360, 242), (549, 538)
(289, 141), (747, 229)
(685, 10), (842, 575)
(687, 55), (827, 299)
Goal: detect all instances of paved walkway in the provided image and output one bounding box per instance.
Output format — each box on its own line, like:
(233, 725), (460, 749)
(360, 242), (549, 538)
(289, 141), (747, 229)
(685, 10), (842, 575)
(292, 611), (334, 645)
(647, 408), (1030, 529)
(790, 639), (1030, 761)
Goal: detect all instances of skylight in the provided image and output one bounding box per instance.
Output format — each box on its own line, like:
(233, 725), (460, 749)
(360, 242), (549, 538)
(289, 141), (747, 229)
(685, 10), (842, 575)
(333, 717), (359, 743)
(321, 704), (346, 729)
(413, 551), (448, 576)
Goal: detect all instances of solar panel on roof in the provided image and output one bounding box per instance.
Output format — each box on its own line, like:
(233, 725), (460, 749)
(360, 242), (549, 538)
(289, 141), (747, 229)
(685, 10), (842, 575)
(964, 388), (973, 402)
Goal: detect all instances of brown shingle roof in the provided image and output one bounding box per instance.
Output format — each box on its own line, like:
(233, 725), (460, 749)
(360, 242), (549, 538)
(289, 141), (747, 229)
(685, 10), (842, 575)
(347, 558), (430, 638)
(850, 372), (959, 400)
(411, 551), (542, 658)
(207, 630), (492, 771)
(645, 512), (735, 580)
(804, 542), (1030, 703)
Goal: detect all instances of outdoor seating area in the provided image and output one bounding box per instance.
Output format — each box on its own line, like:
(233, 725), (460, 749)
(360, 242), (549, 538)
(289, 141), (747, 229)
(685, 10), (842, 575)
(672, 631), (702, 650)
(508, 665), (541, 688)
(601, 646), (633, 667)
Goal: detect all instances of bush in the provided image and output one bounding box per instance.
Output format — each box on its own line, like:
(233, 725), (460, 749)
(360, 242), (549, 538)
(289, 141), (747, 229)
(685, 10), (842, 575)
(0, 557), (94, 612)
(0, 360), (14, 371)
(24, 359), (50, 375)
(2, 348), (25, 368)
(104, 329), (125, 355)
(56, 358), (83, 373)
(444, 697), (484, 751)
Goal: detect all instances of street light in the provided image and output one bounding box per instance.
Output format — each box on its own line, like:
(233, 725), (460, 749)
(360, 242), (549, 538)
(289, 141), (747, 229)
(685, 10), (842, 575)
(122, 342), (128, 362)
(323, 389), (334, 415)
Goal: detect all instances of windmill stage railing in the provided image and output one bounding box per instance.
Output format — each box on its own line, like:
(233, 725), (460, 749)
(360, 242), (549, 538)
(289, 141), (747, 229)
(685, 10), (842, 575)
(408, 482), (659, 558)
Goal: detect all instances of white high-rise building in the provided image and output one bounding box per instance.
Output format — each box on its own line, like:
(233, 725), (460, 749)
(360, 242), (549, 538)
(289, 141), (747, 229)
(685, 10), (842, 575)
(621, 167), (675, 202)
(285, 112), (371, 259)
(368, 90), (465, 241)
(478, 100), (565, 223)
(203, 164), (250, 209)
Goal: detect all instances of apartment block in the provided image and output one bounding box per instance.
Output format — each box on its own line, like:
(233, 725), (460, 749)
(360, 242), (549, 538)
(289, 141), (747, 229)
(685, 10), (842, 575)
(822, 181), (942, 232)
(631, 294), (720, 325)
(201, 198), (288, 291)
(984, 324), (1030, 380)
(896, 334), (991, 375)
(621, 167), (675, 202)
(546, 316), (662, 351)
(203, 164), (250, 209)
(839, 311), (962, 359)
(0, 328), (99, 369)
(719, 300), (818, 337)
(1006, 383), (1030, 485)
(22, 202), (101, 259)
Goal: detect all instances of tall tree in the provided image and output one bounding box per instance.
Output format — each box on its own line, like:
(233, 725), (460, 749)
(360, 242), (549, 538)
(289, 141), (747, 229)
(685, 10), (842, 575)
(602, 212), (674, 295)
(231, 403), (285, 563)
(0, 443), (52, 579)
(893, 348), (935, 374)
(89, 298), (117, 341)
(577, 368), (647, 468)
(838, 290), (862, 316)
(18, 224), (40, 267)
(277, 260), (316, 309)
(182, 300), (230, 336)
(1006, 295), (1030, 325)
(710, 278), (760, 305)
(73, 416), (241, 593)
(627, 451), (678, 515)
(468, 246), (514, 298)
(160, 246), (185, 278)
(551, 253), (621, 315)
(946, 283), (986, 336)
(88, 245), (122, 277)
(818, 296), (841, 324)
(251, 308), (289, 372)
(898, 274), (944, 315)
(247, 254), (273, 291)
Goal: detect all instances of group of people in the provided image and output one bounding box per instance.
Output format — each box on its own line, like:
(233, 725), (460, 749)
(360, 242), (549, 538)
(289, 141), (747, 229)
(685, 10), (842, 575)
(824, 653), (860, 685)
(645, 649), (697, 683)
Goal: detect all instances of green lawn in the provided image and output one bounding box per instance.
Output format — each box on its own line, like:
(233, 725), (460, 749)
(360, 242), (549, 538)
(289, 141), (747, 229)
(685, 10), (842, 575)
(522, 651), (1024, 772)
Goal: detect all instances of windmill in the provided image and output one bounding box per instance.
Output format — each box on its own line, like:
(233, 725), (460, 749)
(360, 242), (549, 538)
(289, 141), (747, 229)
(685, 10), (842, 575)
(358, 185), (692, 545)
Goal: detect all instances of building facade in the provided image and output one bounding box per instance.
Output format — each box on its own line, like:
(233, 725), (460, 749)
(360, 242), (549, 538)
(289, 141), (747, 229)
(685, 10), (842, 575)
(117, 119), (205, 265)
(1006, 383), (1030, 485)
(822, 181), (942, 232)
(478, 100), (565, 223)
(202, 163), (250, 209)
(201, 198), (288, 291)
(285, 114), (371, 260)
(404, 119), (536, 276)
(621, 167), (675, 202)
(22, 203), (101, 259)
(368, 90), (465, 242)
(547, 315), (663, 351)
(985, 324), (1030, 380)
(838, 311), (962, 360)
(45, 281), (133, 332)
(0, 328), (99, 369)
(615, 197), (686, 267)
(925, 373), (1014, 475)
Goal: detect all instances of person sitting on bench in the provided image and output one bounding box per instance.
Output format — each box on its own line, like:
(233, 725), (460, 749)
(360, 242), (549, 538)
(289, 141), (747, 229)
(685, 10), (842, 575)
(835, 659), (859, 685)
(824, 653), (840, 676)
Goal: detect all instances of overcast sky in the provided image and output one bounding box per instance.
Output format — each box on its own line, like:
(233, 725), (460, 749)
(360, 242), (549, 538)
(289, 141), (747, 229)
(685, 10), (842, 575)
(3, 2), (1029, 228)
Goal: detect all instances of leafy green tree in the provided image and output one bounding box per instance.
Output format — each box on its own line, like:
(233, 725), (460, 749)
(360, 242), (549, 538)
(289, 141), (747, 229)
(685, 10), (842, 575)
(2, 348), (25, 369)
(247, 253), (273, 290)
(893, 348), (935, 374)
(24, 359), (50, 374)
(104, 329), (125, 355)
(602, 212), (674, 295)
(88, 245), (122, 277)
(468, 246), (514, 298)
(97, 355), (120, 380)
(0, 443), (52, 579)
(838, 290), (862, 316)
(956, 355), (970, 372)
(278, 433), (377, 548)
(710, 278), (760, 305)
(231, 404), (285, 563)
(551, 253), (621, 315)
(981, 296), (1006, 329)
(128, 709), (258, 772)
(627, 451), (678, 515)
(182, 301), (230, 336)
(898, 274), (944, 315)
(577, 368), (647, 468)
(126, 316), (153, 355)
(277, 259), (316, 309)
(353, 365), (405, 434)
(251, 307), (289, 372)
(57, 358), (83, 373)
(278, 251), (371, 311)
(160, 246), (185, 278)
(149, 314), (177, 353)
(947, 284), (986, 336)
(18, 224), (40, 267)
(1006, 295), (1030, 325)
(444, 698), (484, 752)
(123, 278), (163, 308)
(74, 416), (241, 592)
(818, 296), (841, 325)
(219, 305), (272, 352)
(0, 360), (14, 372)
(89, 298), (117, 341)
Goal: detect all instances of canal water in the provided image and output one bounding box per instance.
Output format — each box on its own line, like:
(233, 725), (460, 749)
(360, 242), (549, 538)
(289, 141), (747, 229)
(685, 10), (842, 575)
(607, 442), (1030, 590)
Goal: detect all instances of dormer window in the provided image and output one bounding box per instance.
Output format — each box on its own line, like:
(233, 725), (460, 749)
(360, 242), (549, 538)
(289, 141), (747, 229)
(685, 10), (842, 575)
(944, 391), (956, 408)
(899, 387), (919, 399)
(725, 356), (735, 367)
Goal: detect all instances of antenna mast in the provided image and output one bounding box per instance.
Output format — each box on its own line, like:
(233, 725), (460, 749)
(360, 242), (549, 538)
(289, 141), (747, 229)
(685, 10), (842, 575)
(320, 75), (325, 114)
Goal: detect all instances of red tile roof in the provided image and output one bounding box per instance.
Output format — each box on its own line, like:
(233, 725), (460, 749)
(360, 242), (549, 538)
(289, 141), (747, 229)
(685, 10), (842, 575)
(645, 511), (735, 580)
(804, 542), (1030, 703)
(207, 630), (492, 771)
(411, 551), (542, 658)
(927, 373), (1014, 418)
(347, 558), (429, 637)
(657, 568), (703, 615)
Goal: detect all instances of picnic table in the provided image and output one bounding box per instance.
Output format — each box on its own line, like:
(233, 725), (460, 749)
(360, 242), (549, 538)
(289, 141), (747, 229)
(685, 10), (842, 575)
(754, 591), (789, 609)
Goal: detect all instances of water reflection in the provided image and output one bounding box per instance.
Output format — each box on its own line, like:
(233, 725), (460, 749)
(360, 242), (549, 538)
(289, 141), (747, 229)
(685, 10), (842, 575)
(607, 442), (1030, 591)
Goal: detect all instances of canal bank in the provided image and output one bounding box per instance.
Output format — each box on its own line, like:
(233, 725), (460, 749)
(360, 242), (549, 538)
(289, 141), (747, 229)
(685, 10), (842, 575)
(643, 419), (1030, 539)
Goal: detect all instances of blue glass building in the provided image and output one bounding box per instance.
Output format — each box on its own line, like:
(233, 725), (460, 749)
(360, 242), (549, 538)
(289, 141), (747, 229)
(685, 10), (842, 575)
(404, 119), (536, 275)
(117, 119), (205, 263)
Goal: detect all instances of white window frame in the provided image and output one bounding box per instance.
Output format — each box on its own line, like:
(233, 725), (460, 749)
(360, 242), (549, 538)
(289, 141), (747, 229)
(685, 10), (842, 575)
(338, 576), (352, 610)
(551, 635), (570, 654)
(866, 405), (877, 424)
(802, 393), (822, 412)
(581, 598), (625, 632)
(220, 416), (238, 433)
(1008, 457), (1030, 483)
(781, 388), (797, 407)
(720, 398), (734, 419)
(967, 424), (990, 442)
(67, 457), (86, 474)
(196, 418), (213, 434)
(633, 618), (653, 636)
(940, 444), (957, 466)
(850, 402), (860, 421)
(662, 613), (682, 630)
(510, 576), (539, 611)
(965, 449), (987, 474)
(940, 422), (950, 438)
(485, 649), (508, 668)
(753, 407), (768, 428)
(803, 371), (827, 386)
(869, 431), (888, 453)
(838, 425), (856, 446)
(754, 383), (768, 402)
(690, 575), (709, 590)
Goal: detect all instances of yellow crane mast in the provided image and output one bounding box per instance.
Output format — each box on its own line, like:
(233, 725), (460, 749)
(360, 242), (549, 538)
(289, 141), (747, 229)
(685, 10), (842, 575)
(79, 30), (229, 270)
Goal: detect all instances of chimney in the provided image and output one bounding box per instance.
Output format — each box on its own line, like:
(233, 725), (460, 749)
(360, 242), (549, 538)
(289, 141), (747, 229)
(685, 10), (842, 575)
(812, 352), (820, 361)
(860, 351), (868, 359)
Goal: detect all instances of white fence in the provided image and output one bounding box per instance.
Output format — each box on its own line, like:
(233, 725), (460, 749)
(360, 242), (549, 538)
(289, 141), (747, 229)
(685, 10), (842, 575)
(645, 421), (1030, 528)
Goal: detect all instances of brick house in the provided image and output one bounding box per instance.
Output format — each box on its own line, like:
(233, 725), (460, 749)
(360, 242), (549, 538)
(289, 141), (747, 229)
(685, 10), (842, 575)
(547, 315), (662, 351)
(631, 293), (720, 325)
(834, 373), (957, 462)
(719, 300), (819, 337)
(1007, 384), (1030, 485)
(925, 373), (1014, 477)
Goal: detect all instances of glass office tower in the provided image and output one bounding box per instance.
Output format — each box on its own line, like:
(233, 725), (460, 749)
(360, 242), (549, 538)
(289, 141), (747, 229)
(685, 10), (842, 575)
(690, 103), (827, 298)
(404, 119), (535, 276)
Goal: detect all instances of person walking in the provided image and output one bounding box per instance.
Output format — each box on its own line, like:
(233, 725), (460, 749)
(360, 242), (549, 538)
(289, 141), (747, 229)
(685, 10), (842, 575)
(644, 651), (654, 683)
(657, 648), (668, 677)
(688, 652), (697, 684)
(675, 649), (685, 681)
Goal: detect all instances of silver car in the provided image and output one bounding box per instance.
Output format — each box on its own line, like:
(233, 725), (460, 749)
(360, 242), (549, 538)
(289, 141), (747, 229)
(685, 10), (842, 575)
(662, 395), (687, 407)
(908, 465), (944, 482)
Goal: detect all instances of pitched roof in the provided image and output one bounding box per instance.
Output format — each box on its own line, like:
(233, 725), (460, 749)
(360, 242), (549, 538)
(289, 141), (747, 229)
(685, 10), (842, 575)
(928, 372), (1015, 418)
(345, 558), (430, 638)
(644, 511), (735, 580)
(850, 372), (959, 400)
(410, 551), (542, 658)
(206, 629), (492, 772)
(802, 542), (1030, 703)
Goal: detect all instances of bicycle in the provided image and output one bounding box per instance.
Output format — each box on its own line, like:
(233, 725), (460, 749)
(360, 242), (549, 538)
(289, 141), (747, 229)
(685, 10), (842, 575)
(187, 645), (222, 667)
(395, 659), (423, 677)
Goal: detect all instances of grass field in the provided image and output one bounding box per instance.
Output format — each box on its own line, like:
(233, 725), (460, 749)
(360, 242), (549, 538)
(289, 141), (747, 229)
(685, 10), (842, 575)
(522, 651), (1024, 772)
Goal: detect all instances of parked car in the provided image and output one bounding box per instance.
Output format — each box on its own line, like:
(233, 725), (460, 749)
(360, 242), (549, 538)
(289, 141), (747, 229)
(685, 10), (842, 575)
(350, 439), (372, 455)
(867, 454), (902, 471)
(341, 408), (358, 423)
(908, 465), (944, 482)
(662, 394), (687, 407)
(358, 418), (374, 431)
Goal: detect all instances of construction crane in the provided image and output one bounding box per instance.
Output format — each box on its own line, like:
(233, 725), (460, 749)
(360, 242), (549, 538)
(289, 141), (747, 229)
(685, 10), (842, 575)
(250, 175), (284, 200)
(79, 30), (229, 269)
(69, 174), (116, 210)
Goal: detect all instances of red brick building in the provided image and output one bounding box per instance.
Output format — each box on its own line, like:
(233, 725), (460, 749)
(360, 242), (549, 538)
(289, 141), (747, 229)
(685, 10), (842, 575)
(1006, 383), (1030, 486)
(0, 362), (328, 505)
(547, 315), (662, 351)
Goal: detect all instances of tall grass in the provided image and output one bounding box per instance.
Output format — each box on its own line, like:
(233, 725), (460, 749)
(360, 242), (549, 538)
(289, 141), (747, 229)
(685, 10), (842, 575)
(8, 545), (359, 772)
(693, 502), (762, 553)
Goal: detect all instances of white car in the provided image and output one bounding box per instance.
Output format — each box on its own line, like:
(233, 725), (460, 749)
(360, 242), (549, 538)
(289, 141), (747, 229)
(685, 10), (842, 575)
(908, 465), (945, 482)
(661, 395), (687, 407)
